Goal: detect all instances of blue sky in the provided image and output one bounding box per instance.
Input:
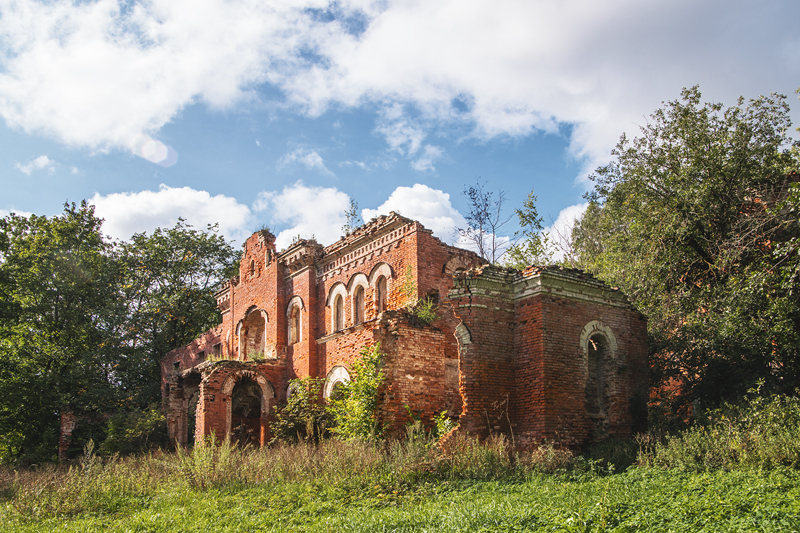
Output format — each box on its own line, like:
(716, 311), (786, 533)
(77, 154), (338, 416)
(0, 0), (799, 254)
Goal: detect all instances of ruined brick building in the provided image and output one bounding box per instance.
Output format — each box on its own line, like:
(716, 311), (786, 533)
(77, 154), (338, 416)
(162, 212), (648, 449)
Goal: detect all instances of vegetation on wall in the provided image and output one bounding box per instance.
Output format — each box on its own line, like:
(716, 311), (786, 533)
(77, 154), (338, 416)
(327, 343), (386, 441)
(269, 378), (329, 444)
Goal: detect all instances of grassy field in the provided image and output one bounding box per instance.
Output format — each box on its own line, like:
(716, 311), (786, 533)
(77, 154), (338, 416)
(2, 440), (799, 532)
(2, 462), (798, 532)
(3, 394), (800, 532)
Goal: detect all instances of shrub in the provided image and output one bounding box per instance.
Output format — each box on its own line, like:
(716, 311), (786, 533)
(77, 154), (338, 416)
(327, 343), (386, 441)
(99, 404), (168, 456)
(270, 378), (330, 444)
(640, 388), (800, 471)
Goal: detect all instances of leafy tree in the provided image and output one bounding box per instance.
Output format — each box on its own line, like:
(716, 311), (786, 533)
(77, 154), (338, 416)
(341, 199), (363, 236)
(574, 86), (800, 413)
(0, 208), (239, 462)
(327, 343), (386, 441)
(503, 189), (553, 269)
(114, 219), (239, 407)
(456, 179), (513, 264)
(269, 378), (329, 444)
(0, 203), (122, 462)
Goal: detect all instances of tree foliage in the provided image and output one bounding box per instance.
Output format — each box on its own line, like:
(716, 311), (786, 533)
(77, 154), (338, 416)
(327, 343), (386, 441)
(115, 219), (239, 406)
(503, 189), (552, 269)
(573, 86), (800, 412)
(0, 205), (238, 462)
(269, 378), (330, 444)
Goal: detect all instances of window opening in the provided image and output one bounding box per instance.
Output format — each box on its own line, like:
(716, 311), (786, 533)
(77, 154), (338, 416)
(354, 286), (365, 324)
(334, 295), (344, 331)
(289, 305), (301, 344)
(585, 335), (607, 415)
(376, 276), (387, 313)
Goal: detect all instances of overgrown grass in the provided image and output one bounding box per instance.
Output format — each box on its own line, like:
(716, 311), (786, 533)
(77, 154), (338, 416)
(640, 392), (800, 471)
(3, 393), (800, 531)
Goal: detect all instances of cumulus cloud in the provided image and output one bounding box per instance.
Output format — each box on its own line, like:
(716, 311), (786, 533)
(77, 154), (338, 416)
(277, 148), (335, 176)
(542, 202), (589, 260)
(90, 184), (251, 241)
(0, 208), (34, 218)
(253, 181), (349, 249)
(15, 155), (55, 175)
(410, 145), (444, 173)
(0, 0), (325, 152)
(362, 183), (466, 244)
(0, 0), (797, 177)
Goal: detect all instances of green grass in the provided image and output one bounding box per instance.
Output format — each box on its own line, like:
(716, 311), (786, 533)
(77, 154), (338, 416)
(2, 467), (798, 532)
(4, 393), (800, 532)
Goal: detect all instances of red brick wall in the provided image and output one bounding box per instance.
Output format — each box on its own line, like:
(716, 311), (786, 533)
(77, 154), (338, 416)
(163, 216), (648, 450)
(161, 327), (222, 404)
(449, 268), (518, 437)
(449, 266), (648, 449)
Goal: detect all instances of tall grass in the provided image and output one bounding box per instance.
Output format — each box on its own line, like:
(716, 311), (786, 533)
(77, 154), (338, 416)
(640, 392), (800, 471)
(0, 428), (575, 520)
(4, 391), (800, 523)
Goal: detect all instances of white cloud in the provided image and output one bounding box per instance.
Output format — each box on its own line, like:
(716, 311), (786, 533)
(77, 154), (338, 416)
(0, 0), (797, 178)
(410, 144), (444, 173)
(543, 202), (589, 260)
(362, 183), (466, 244)
(277, 148), (335, 176)
(0, 0), (328, 152)
(15, 155), (55, 175)
(375, 103), (426, 156)
(253, 181), (349, 249)
(90, 184), (251, 241)
(0, 208), (34, 218)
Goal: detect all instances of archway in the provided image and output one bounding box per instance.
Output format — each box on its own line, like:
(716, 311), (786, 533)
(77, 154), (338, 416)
(324, 366), (351, 398)
(231, 378), (262, 446)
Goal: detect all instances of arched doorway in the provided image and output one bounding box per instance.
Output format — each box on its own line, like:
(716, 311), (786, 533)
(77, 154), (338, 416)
(231, 378), (262, 446)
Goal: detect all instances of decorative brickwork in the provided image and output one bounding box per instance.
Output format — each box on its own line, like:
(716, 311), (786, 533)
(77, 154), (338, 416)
(163, 213), (648, 449)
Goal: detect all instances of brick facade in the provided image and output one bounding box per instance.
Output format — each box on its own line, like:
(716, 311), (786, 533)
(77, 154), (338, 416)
(163, 213), (648, 449)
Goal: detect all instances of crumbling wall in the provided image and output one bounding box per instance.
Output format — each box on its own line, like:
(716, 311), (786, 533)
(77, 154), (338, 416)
(448, 267), (518, 438)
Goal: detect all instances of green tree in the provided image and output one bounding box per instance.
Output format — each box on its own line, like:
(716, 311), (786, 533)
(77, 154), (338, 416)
(574, 86), (800, 412)
(115, 220), (239, 407)
(269, 378), (329, 444)
(0, 209), (239, 462)
(341, 199), (362, 236)
(503, 189), (552, 269)
(0, 203), (122, 462)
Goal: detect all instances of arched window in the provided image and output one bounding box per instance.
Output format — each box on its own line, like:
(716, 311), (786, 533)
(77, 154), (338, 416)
(586, 335), (607, 415)
(334, 295), (344, 331)
(376, 276), (387, 314)
(240, 309), (266, 360)
(324, 366), (351, 398)
(289, 306), (301, 344)
(354, 286), (365, 324)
